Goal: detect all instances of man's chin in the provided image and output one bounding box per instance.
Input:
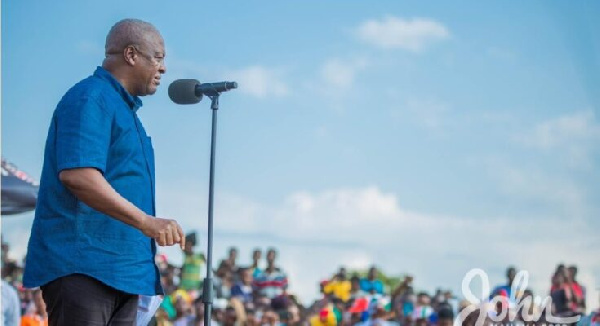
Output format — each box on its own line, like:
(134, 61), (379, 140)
(145, 86), (158, 96)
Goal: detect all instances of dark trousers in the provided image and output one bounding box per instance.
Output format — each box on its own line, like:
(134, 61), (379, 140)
(41, 273), (138, 326)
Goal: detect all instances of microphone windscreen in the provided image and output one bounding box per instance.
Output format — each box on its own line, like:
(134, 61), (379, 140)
(168, 79), (202, 104)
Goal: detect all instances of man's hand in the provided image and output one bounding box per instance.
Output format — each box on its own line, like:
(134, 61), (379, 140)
(140, 216), (186, 249)
(58, 168), (187, 249)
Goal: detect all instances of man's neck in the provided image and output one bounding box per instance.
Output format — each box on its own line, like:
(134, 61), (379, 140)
(102, 63), (136, 96)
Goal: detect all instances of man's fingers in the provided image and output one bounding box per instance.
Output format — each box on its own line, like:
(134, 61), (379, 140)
(176, 223), (185, 249)
(158, 232), (166, 246)
(166, 229), (174, 246)
(173, 229), (181, 244)
(151, 218), (185, 248)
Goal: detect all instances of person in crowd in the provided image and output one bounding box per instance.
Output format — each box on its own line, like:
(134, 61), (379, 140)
(360, 266), (384, 295)
(213, 298), (229, 326)
(266, 248), (282, 271)
(551, 272), (574, 317)
(349, 275), (366, 302)
(286, 302), (302, 326)
(490, 266), (517, 300)
(250, 249), (263, 279)
(356, 299), (395, 326)
(192, 297), (205, 326)
(231, 267), (254, 305)
(254, 249), (288, 299)
(2, 260), (19, 289)
(180, 232), (206, 293)
(172, 293), (194, 326)
(324, 267), (351, 303)
(310, 308), (336, 326)
(442, 290), (458, 317)
(412, 292), (434, 323)
(567, 265), (586, 314)
(553, 264), (566, 285)
(489, 289), (511, 324)
(161, 264), (179, 296)
(222, 306), (239, 326)
(262, 309), (280, 326)
(215, 262), (235, 299)
(399, 286), (416, 326)
(19, 289), (48, 326)
(218, 247), (240, 281)
(245, 308), (259, 326)
(437, 305), (454, 326)
(515, 289), (539, 322)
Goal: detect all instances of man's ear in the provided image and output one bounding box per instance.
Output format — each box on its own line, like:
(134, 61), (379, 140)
(123, 45), (137, 66)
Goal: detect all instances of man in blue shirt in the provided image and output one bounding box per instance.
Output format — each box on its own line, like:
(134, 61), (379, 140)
(489, 266), (518, 303)
(360, 266), (384, 294)
(23, 19), (185, 325)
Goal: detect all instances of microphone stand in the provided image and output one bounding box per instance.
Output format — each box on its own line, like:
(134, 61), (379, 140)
(203, 94), (219, 326)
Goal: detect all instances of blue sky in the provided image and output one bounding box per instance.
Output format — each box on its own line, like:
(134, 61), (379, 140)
(2, 1), (600, 306)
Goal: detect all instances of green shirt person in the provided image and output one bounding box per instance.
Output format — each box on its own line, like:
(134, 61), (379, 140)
(180, 232), (205, 291)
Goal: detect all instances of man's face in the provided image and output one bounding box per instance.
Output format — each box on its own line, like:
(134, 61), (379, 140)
(175, 297), (189, 316)
(213, 309), (225, 323)
(267, 250), (276, 264)
(242, 269), (253, 285)
(229, 249), (238, 261)
(368, 267), (377, 279)
(225, 308), (237, 326)
(132, 33), (166, 96)
(253, 250), (262, 262)
(246, 311), (258, 326)
(417, 294), (430, 306)
(507, 268), (516, 284)
(263, 310), (279, 326)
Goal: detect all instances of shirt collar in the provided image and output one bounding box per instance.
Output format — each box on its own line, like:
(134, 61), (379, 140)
(93, 66), (143, 112)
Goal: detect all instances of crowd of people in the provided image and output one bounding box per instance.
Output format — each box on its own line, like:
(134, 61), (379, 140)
(1, 235), (598, 326)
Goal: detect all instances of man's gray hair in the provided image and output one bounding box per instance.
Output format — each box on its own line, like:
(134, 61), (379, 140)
(105, 18), (161, 55)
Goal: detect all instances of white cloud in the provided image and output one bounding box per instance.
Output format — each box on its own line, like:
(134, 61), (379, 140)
(356, 16), (450, 52)
(484, 158), (588, 218)
(320, 57), (368, 90)
(514, 110), (600, 169)
(226, 66), (290, 99)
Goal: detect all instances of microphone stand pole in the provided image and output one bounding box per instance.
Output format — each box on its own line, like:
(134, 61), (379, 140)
(203, 94), (219, 326)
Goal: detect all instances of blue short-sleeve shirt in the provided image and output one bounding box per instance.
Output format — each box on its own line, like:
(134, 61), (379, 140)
(23, 67), (163, 296)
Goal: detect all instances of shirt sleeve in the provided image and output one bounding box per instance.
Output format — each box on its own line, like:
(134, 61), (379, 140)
(55, 97), (111, 174)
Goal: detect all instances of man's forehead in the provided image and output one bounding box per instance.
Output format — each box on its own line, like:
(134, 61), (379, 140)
(147, 33), (165, 53)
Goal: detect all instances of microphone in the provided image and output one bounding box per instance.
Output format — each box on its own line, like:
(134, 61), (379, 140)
(168, 79), (238, 104)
